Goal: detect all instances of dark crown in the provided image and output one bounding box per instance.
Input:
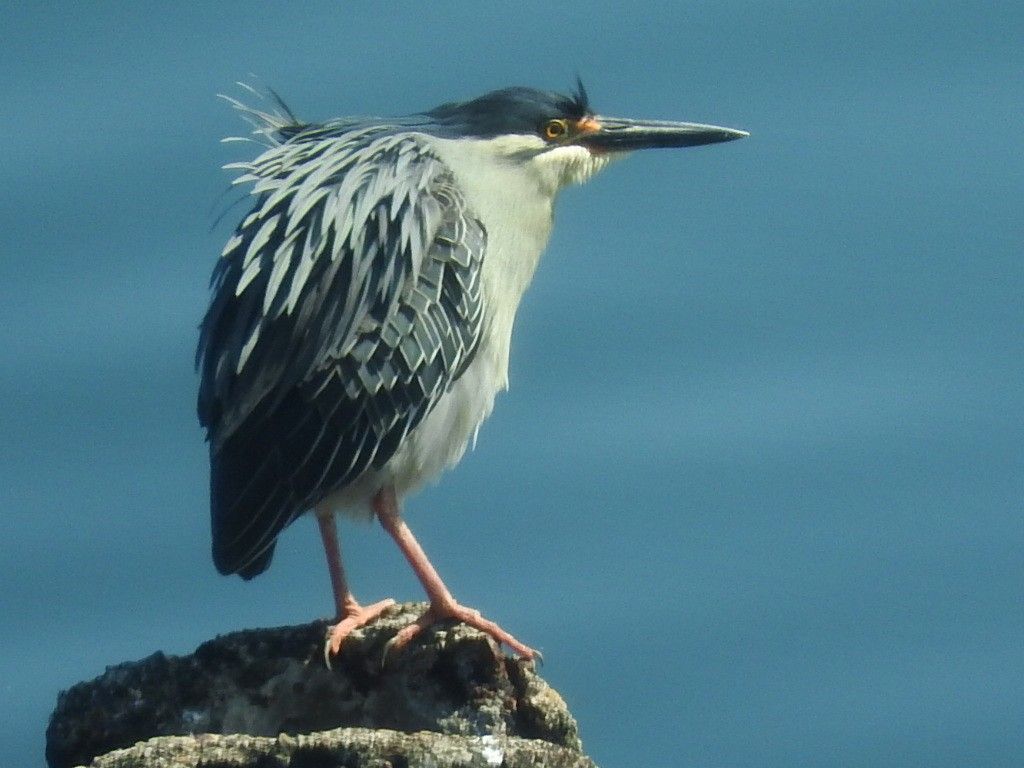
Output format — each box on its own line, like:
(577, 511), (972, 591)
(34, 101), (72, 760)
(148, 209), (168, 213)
(425, 81), (590, 139)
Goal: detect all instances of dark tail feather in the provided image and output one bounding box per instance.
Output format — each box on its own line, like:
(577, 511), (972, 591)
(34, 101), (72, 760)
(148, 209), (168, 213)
(235, 546), (275, 580)
(208, 387), (339, 579)
(207, 377), (398, 580)
(209, 430), (296, 579)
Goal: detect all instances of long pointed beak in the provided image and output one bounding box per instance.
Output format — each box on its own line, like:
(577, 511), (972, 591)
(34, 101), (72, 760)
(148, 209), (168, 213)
(577, 117), (749, 151)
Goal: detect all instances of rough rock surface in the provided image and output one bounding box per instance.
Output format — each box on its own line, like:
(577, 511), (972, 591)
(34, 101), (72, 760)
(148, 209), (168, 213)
(47, 602), (596, 768)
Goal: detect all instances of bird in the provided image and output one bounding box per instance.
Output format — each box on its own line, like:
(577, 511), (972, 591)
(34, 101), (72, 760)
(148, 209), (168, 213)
(197, 81), (746, 661)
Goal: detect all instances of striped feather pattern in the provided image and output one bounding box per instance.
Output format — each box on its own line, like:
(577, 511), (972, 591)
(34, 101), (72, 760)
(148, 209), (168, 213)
(197, 120), (486, 578)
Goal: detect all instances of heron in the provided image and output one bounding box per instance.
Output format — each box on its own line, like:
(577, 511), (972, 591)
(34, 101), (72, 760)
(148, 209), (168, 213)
(197, 81), (746, 661)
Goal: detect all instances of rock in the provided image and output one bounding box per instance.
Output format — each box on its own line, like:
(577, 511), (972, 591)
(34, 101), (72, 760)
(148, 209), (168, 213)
(75, 729), (596, 768)
(46, 603), (597, 768)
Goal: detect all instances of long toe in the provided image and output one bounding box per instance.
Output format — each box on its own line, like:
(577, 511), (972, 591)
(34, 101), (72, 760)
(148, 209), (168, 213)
(326, 598), (396, 661)
(385, 601), (538, 662)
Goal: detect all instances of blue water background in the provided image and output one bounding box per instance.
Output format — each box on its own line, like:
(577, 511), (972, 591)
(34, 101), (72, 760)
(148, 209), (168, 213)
(1, 2), (1021, 766)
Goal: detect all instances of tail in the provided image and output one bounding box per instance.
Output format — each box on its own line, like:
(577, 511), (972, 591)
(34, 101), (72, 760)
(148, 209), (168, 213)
(209, 421), (297, 580)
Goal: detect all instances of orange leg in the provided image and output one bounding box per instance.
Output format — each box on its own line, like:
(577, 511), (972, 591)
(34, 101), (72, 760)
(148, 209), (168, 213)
(317, 513), (394, 657)
(372, 487), (537, 660)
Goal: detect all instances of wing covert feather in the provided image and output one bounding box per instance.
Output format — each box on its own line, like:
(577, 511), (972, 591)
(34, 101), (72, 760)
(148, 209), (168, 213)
(197, 126), (486, 577)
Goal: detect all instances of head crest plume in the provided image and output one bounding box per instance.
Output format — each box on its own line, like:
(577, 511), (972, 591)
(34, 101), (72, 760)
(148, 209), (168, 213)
(570, 76), (590, 118)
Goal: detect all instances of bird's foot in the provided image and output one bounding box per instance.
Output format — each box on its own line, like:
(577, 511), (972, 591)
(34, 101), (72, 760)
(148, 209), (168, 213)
(384, 598), (538, 663)
(324, 597), (396, 665)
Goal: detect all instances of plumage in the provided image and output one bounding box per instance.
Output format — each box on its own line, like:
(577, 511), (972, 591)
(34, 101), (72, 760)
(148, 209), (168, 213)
(197, 83), (746, 658)
(198, 117), (486, 578)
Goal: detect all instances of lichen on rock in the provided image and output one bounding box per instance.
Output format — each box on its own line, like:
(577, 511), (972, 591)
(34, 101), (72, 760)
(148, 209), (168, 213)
(46, 602), (597, 768)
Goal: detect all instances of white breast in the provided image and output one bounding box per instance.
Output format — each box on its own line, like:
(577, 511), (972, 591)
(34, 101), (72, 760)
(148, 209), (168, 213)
(323, 136), (556, 515)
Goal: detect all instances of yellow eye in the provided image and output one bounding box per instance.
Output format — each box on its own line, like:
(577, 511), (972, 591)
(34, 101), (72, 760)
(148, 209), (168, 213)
(542, 119), (568, 140)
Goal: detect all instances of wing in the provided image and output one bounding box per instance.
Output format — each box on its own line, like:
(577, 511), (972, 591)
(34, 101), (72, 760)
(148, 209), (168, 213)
(197, 125), (486, 578)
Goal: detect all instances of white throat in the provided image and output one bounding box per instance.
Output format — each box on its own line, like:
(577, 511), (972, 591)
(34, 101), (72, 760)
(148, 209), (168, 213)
(424, 133), (613, 390)
(357, 132), (616, 502)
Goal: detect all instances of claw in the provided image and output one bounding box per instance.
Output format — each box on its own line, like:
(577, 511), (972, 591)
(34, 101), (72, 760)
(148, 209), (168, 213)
(382, 601), (538, 664)
(322, 597), (396, 669)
